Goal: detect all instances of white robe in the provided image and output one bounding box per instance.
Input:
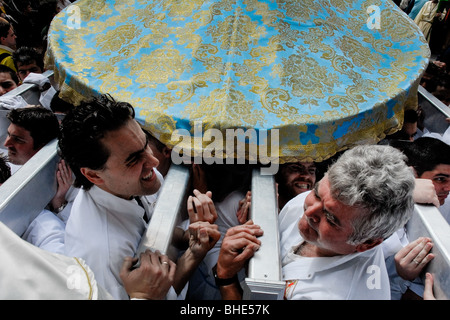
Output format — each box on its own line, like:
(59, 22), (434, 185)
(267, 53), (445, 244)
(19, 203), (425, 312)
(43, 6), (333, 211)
(22, 209), (65, 254)
(0, 220), (111, 299)
(383, 229), (426, 299)
(64, 171), (162, 300)
(414, 1), (439, 42)
(279, 192), (391, 300)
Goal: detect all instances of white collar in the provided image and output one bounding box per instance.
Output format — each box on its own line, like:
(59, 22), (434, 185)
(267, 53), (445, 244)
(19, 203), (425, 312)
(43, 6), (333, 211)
(282, 243), (381, 279)
(86, 185), (146, 220)
(0, 45), (14, 53)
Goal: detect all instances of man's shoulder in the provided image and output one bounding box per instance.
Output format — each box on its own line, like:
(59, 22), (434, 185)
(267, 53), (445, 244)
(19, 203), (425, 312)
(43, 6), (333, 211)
(66, 187), (109, 231)
(0, 49), (13, 63)
(279, 191), (310, 219)
(0, 46), (11, 54)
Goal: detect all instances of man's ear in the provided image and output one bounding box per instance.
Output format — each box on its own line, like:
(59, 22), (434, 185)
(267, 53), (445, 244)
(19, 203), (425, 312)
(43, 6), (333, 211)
(162, 146), (172, 159)
(410, 166), (419, 178)
(355, 238), (383, 253)
(80, 167), (104, 185)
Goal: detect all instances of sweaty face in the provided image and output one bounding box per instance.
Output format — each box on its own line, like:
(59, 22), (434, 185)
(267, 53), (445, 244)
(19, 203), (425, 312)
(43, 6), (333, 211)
(298, 176), (361, 256)
(4, 123), (38, 165)
(420, 164), (450, 205)
(86, 119), (161, 199)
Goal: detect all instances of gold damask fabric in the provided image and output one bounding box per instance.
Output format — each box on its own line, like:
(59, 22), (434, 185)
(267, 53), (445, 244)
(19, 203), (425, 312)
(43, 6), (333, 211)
(45, 0), (429, 163)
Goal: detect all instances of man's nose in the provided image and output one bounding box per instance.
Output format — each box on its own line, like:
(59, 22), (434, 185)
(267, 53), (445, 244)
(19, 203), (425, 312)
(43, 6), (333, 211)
(4, 136), (12, 147)
(144, 150), (159, 167)
(304, 201), (322, 223)
(443, 182), (450, 192)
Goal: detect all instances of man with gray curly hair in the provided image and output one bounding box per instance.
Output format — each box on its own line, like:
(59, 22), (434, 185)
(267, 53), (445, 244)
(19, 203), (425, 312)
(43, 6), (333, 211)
(326, 145), (415, 246)
(215, 144), (415, 300)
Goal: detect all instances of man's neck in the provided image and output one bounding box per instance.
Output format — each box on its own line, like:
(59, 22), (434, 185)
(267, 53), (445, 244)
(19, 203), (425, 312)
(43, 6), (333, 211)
(0, 44), (14, 53)
(295, 242), (318, 257)
(295, 241), (348, 257)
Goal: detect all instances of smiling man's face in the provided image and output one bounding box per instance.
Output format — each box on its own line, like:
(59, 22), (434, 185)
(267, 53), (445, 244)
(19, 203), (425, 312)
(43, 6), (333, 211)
(278, 162), (317, 199)
(80, 119), (161, 200)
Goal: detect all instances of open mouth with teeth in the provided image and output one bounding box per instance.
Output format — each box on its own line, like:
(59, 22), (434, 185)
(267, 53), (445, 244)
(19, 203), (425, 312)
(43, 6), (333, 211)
(141, 169), (154, 181)
(294, 182), (311, 190)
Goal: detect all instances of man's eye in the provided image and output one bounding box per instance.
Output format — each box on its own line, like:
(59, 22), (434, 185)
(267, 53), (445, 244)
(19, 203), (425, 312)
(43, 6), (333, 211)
(325, 212), (337, 226)
(127, 155), (143, 167)
(434, 177), (449, 183)
(126, 159), (138, 167)
(0, 81), (13, 88)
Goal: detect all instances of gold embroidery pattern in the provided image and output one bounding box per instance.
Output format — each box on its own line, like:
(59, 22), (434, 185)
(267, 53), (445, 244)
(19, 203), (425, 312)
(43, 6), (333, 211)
(277, 49), (340, 106)
(73, 257), (93, 300)
(127, 41), (193, 88)
(45, 0), (429, 163)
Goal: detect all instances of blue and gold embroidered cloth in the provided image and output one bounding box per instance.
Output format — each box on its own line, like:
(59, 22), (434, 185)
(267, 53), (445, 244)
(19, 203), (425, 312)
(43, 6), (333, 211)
(45, 0), (429, 163)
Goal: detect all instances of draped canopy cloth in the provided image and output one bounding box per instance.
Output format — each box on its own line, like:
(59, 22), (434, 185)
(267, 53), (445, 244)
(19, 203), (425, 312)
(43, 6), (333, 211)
(45, 0), (429, 163)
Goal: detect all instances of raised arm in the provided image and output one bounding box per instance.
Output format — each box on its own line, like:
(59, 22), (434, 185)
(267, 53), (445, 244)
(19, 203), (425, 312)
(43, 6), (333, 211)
(173, 221), (220, 294)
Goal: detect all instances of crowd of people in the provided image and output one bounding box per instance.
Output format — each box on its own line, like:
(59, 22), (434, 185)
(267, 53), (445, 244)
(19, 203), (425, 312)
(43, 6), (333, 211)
(0, 0), (73, 113)
(393, 0), (450, 108)
(0, 92), (448, 300)
(396, 0), (450, 53)
(0, 0), (448, 301)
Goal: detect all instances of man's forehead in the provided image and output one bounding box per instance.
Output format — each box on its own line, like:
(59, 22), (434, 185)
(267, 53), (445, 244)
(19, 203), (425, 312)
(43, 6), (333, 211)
(427, 164), (450, 176)
(7, 124), (33, 144)
(422, 163), (450, 172)
(101, 120), (145, 149)
(18, 62), (39, 70)
(0, 72), (13, 80)
(8, 123), (30, 135)
(291, 161), (316, 168)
